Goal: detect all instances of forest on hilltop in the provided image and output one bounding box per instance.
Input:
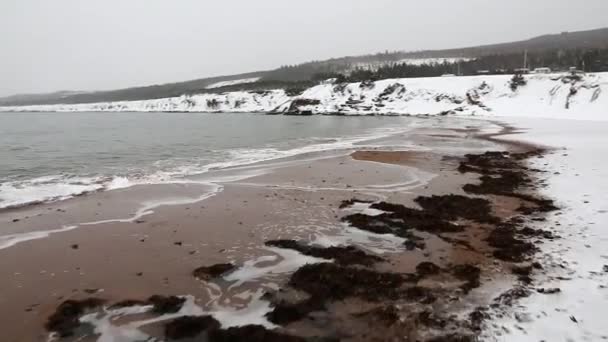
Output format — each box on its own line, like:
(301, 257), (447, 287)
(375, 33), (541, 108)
(2, 27), (607, 106)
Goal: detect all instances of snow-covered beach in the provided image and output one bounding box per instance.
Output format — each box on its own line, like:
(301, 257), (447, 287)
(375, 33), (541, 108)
(481, 118), (608, 341)
(2, 72), (606, 121)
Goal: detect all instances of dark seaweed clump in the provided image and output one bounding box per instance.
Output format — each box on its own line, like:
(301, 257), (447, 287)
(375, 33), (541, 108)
(414, 195), (499, 224)
(209, 324), (338, 342)
(492, 287), (532, 306)
(148, 295), (186, 314)
(352, 305), (401, 325)
(107, 299), (149, 309)
(289, 263), (407, 301)
(457, 151), (519, 173)
(265, 261), (445, 325)
(426, 334), (475, 342)
(404, 233), (426, 250)
(266, 262), (414, 325)
(165, 315), (220, 339)
(486, 223), (537, 262)
(107, 296), (186, 314)
(511, 265), (534, 283)
(164, 319), (337, 341)
(45, 298), (105, 337)
(459, 151), (558, 213)
(457, 151), (558, 262)
(416, 262), (442, 277)
(486, 224), (555, 263)
(452, 264), (481, 293)
(342, 194), (499, 241)
(266, 296), (324, 325)
(265, 239), (383, 266)
(468, 306), (490, 331)
(365, 201), (461, 233)
(193, 263), (236, 281)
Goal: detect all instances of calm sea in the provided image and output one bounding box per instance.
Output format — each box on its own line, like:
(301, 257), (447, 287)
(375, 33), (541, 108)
(0, 112), (417, 209)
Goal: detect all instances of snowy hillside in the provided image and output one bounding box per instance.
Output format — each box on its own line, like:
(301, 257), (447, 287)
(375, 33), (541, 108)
(205, 77), (261, 89)
(2, 72), (606, 120)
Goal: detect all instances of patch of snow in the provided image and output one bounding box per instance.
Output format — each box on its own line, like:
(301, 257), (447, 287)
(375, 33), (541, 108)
(482, 117), (608, 341)
(205, 77), (261, 89)
(396, 57), (475, 66)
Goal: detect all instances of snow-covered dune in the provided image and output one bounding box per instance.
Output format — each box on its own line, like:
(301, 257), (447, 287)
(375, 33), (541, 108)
(2, 72), (606, 121)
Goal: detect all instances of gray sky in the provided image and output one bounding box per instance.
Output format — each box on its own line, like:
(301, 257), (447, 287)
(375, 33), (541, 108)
(1, 0), (607, 97)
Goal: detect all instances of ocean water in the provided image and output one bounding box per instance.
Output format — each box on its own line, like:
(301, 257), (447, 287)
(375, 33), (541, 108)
(0, 112), (418, 209)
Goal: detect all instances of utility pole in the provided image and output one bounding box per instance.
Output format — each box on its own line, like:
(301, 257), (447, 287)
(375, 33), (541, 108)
(523, 50), (528, 70)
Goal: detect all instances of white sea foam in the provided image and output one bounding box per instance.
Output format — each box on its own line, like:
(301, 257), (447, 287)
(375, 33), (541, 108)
(76, 290), (276, 342)
(341, 201), (386, 217)
(105, 176), (132, 190)
(0, 225), (78, 250)
(224, 247), (329, 289)
(313, 223), (407, 255)
(0, 124), (412, 210)
(80, 187), (222, 226)
(0, 175), (105, 209)
(73, 245), (331, 341)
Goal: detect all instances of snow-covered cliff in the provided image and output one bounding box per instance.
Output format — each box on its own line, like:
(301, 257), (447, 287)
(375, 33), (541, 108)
(2, 72), (606, 120)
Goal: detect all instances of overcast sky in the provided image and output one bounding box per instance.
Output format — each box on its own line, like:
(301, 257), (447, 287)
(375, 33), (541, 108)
(1, 0), (607, 96)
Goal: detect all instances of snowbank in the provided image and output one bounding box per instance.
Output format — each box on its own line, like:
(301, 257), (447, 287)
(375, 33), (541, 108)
(2, 73), (606, 121)
(205, 77), (261, 89)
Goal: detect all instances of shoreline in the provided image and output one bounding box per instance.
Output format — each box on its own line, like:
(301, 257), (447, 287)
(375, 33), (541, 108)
(0, 117), (415, 213)
(0, 119), (560, 341)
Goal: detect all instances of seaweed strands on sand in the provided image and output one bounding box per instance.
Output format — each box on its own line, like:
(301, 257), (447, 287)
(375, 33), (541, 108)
(43, 150), (558, 342)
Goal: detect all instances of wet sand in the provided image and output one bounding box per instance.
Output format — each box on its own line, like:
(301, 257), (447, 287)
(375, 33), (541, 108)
(0, 120), (556, 341)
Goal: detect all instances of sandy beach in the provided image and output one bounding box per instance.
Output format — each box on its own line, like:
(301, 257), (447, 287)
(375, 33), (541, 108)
(0, 119), (561, 341)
